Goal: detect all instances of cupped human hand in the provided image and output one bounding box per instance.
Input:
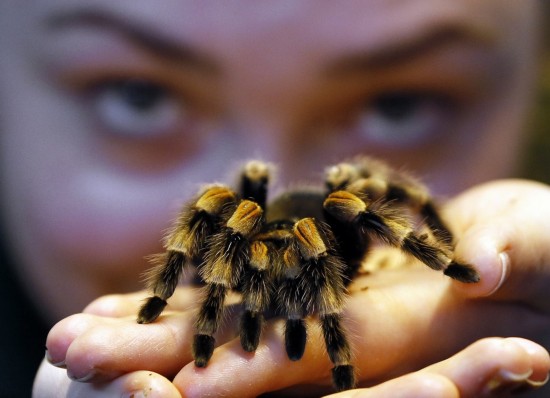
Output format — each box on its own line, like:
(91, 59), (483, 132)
(39, 179), (550, 397)
(40, 282), (549, 397)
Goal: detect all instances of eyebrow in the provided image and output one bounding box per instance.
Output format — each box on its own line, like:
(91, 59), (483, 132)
(327, 22), (496, 75)
(44, 8), (220, 74)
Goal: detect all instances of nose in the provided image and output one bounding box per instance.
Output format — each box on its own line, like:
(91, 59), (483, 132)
(226, 119), (321, 192)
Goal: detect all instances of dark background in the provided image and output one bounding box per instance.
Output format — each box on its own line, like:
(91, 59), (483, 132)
(520, 2), (550, 183)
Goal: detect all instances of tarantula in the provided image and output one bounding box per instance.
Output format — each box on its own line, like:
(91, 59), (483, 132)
(136, 157), (480, 392)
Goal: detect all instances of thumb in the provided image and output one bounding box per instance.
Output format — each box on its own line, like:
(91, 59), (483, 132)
(444, 179), (550, 309)
(34, 360), (182, 398)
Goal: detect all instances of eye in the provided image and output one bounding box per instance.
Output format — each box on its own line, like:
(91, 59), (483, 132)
(90, 79), (185, 138)
(357, 92), (452, 146)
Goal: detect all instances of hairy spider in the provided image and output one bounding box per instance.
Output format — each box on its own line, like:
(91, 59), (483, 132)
(136, 156), (480, 392)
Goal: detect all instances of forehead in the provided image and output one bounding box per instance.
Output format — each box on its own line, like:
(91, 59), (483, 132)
(29, 0), (527, 55)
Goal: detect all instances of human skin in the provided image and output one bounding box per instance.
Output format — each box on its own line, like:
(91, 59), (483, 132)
(0, 0), (538, 321)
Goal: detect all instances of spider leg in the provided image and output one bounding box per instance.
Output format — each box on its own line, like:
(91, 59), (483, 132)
(418, 200), (454, 246)
(326, 158), (455, 247)
(239, 160), (270, 209)
(193, 283), (227, 367)
(324, 191), (479, 283)
(284, 316), (308, 361)
(137, 186), (237, 324)
(321, 314), (356, 392)
(322, 208), (368, 282)
(137, 251), (187, 323)
(277, 243), (308, 361)
(280, 282), (307, 361)
(240, 241), (273, 352)
(194, 199), (264, 367)
(234, 160), (272, 351)
(293, 218), (356, 391)
(347, 177), (455, 247)
(382, 181), (454, 246)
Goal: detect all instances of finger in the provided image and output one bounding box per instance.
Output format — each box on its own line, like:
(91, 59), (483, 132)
(83, 287), (199, 317)
(33, 360), (181, 398)
(74, 371), (182, 398)
(324, 373), (459, 398)
(174, 319), (336, 398)
(446, 180), (550, 306)
(83, 292), (150, 317)
(45, 312), (195, 382)
(324, 338), (550, 398)
(47, 290), (247, 383)
(508, 337), (550, 384)
(450, 220), (511, 298)
(420, 337), (550, 397)
(46, 314), (104, 368)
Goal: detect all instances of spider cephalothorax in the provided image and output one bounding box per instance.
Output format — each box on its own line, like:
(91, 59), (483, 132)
(137, 157), (480, 392)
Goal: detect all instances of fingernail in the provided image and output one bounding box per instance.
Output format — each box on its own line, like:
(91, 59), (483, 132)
(489, 374), (549, 395)
(499, 369), (533, 383)
(45, 349), (66, 368)
(484, 369), (533, 395)
(67, 369), (97, 382)
(486, 251), (510, 296)
(527, 372), (550, 388)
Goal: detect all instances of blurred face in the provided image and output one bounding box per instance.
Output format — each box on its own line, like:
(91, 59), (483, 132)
(0, 0), (539, 320)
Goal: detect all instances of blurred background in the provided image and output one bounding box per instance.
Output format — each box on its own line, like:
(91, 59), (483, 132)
(521, 2), (550, 183)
